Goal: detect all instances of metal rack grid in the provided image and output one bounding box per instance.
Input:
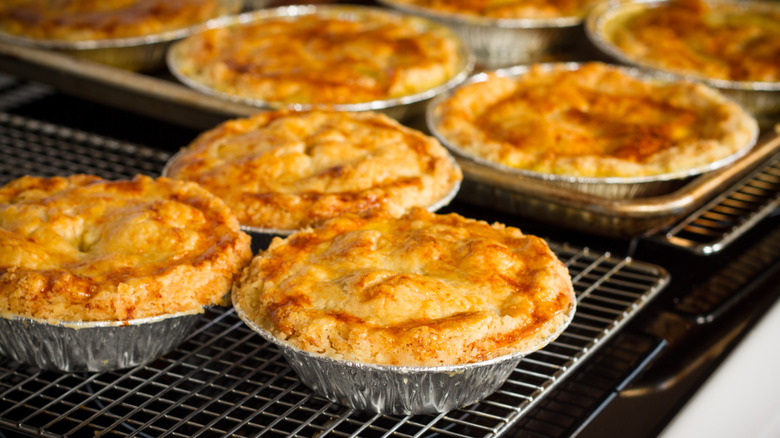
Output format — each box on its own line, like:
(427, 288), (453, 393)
(0, 112), (169, 184)
(0, 112), (670, 436)
(654, 142), (780, 255)
(0, 252), (668, 438)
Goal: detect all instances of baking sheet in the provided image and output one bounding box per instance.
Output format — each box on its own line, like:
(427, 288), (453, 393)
(456, 129), (780, 236)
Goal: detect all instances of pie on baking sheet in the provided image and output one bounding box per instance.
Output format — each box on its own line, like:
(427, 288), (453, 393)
(430, 62), (758, 179)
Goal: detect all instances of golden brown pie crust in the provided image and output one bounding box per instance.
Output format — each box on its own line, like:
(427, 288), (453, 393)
(386, 0), (601, 19)
(432, 62), (757, 178)
(233, 208), (575, 367)
(607, 0), (780, 83)
(0, 0), (223, 41)
(164, 110), (462, 231)
(0, 174), (252, 322)
(168, 7), (464, 105)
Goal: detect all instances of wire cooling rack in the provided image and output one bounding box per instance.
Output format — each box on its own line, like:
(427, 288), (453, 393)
(0, 112), (670, 437)
(0, 250), (668, 437)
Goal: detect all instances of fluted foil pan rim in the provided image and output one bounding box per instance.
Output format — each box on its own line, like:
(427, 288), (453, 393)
(0, 308), (206, 372)
(233, 291), (575, 414)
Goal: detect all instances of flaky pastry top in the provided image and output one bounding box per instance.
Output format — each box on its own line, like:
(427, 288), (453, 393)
(164, 110), (462, 231)
(0, 174), (252, 322)
(386, 0), (602, 19)
(0, 0), (224, 41)
(233, 208), (575, 367)
(432, 62), (757, 178)
(607, 0), (780, 83)
(168, 7), (464, 105)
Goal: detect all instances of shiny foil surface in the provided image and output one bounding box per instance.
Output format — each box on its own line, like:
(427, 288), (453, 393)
(378, 0), (584, 69)
(0, 311), (204, 372)
(234, 293), (576, 415)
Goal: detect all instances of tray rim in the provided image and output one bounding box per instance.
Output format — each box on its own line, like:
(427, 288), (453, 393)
(455, 128), (780, 235)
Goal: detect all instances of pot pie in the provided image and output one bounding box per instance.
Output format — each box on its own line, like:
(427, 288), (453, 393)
(167, 5), (467, 107)
(0, 0), (226, 42)
(233, 207), (576, 367)
(164, 109), (462, 232)
(603, 0), (780, 83)
(383, 0), (601, 20)
(0, 174), (252, 323)
(430, 62), (758, 178)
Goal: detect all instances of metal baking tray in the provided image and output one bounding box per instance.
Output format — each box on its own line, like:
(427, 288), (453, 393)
(0, 41), (257, 130)
(651, 126), (780, 254)
(455, 128), (780, 237)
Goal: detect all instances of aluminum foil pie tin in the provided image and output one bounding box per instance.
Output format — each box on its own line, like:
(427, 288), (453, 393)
(0, 310), (205, 372)
(426, 62), (760, 200)
(0, 0), (243, 72)
(234, 295), (575, 415)
(378, 0), (585, 69)
(585, 0), (780, 121)
(166, 5), (474, 121)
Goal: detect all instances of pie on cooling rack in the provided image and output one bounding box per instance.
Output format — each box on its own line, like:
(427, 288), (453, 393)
(164, 109), (462, 232)
(232, 208), (576, 367)
(384, 0), (602, 19)
(430, 62), (757, 178)
(605, 0), (780, 83)
(0, 0), (225, 41)
(0, 174), (252, 322)
(167, 6), (466, 106)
